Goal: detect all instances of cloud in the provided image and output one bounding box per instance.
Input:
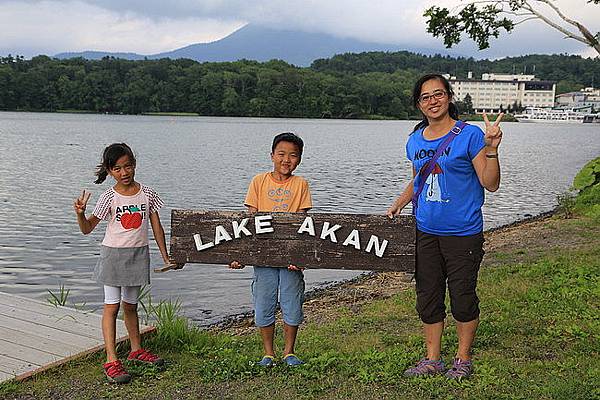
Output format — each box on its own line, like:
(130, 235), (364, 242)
(0, 0), (598, 58)
(0, 0), (243, 57)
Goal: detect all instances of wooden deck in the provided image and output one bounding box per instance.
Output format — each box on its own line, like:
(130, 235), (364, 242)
(0, 291), (155, 383)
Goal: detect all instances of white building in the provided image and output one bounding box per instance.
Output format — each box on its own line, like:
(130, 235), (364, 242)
(555, 87), (600, 113)
(448, 73), (555, 113)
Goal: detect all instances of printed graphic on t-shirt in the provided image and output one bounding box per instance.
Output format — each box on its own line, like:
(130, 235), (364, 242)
(115, 204), (147, 230)
(268, 187), (293, 211)
(424, 162), (448, 203)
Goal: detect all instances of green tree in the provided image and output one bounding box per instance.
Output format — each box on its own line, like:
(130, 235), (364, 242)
(424, 1), (600, 56)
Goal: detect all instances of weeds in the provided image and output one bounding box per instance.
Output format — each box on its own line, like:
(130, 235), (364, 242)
(46, 284), (70, 307)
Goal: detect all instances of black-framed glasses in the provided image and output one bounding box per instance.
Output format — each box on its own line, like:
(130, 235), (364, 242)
(418, 90), (447, 104)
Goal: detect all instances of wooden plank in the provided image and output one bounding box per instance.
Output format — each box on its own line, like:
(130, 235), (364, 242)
(0, 292), (156, 383)
(0, 371), (14, 382)
(12, 325), (156, 382)
(170, 210), (416, 272)
(0, 326), (85, 356)
(0, 293), (102, 323)
(0, 306), (103, 339)
(0, 354), (40, 376)
(0, 314), (101, 348)
(0, 302), (101, 327)
(0, 340), (61, 367)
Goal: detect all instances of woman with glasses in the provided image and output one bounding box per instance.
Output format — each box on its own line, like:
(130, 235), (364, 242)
(387, 73), (503, 379)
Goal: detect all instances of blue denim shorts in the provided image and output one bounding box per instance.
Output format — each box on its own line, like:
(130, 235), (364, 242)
(252, 266), (305, 327)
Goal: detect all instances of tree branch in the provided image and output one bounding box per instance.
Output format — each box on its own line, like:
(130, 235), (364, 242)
(520, 1), (589, 44)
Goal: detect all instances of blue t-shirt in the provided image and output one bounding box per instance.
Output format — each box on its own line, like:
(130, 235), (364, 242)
(406, 122), (486, 236)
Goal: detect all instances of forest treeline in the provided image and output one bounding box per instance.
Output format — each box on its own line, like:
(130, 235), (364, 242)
(0, 52), (598, 118)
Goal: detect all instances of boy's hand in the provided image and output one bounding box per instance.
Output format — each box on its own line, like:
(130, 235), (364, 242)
(73, 190), (91, 215)
(288, 264), (304, 271)
(229, 261), (245, 269)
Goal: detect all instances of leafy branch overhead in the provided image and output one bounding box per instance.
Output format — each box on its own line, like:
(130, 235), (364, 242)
(424, 0), (600, 56)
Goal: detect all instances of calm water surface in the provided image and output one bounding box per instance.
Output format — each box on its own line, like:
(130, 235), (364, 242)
(1, 112), (598, 324)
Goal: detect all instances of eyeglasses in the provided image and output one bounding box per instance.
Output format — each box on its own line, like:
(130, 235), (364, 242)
(418, 90), (447, 104)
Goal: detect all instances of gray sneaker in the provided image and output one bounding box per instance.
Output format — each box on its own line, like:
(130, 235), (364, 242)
(445, 358), (473, 379)
(404, 358), (445, 377)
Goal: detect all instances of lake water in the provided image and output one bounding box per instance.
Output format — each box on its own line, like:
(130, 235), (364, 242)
(0, 112), (598, 324)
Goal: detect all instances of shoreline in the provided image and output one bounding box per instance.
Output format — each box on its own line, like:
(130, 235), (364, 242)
(209, 209), (559, 335)
(1, 109), (516, 122)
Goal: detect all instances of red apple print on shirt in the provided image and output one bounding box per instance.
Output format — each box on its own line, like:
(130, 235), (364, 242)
(121, 206), (143, 229)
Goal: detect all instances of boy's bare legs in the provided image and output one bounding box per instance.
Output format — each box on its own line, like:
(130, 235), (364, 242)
(455, 318), (478, 360)
(424, 321), (444, 360)
(123, 301), (142, 352)
(283, 323), (299, 356)
(260, 324), (276, 356)
(102, 304), (120, 362)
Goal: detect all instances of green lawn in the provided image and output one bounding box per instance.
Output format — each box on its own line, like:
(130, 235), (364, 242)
(2, 213), (599, 400)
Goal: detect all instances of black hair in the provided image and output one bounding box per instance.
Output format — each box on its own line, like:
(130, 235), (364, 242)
(271, 132), (304, 156)
(412, 74), (460, 132)
(94, 143), (136, 184)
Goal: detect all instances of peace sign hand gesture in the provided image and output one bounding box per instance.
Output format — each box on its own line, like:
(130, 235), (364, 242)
(483, 112), (504, 149)
(73, 190), (91, 215)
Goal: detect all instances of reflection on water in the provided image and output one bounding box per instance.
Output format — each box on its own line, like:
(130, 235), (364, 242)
(0, 112), (598, 324)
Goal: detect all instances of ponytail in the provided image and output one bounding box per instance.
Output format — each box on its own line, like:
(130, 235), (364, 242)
(94, 164), (108, 184)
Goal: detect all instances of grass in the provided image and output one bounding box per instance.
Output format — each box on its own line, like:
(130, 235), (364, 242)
(2, 191), (599, 399)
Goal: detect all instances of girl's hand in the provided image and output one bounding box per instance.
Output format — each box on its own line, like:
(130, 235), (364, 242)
(154, 262), (184, 273)
(229, 261), (245, 269)
(73, 190), (91, 215)
(483, 113), (504, 149)
(288, 264), (304, 271)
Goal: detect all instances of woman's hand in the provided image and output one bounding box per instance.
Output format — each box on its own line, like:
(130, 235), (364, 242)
(483, 113), (504, 149)
(386, 202), (403, 219)
(288, 264), (304, 271)
(73, 190), (91, 215)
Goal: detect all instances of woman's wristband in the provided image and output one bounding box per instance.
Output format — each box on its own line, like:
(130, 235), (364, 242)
(485, 153), (498, 158)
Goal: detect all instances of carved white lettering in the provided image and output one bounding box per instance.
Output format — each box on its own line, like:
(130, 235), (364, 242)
(214, 225), (233, 245)
(365, 235), (388, 258)
(254, 215), (274, 234)
(320, 222), (342, 243)
(342, 229), (361, 250)
(193, 233), (214, 251)
(297, 216), (316, 236)
(232, 218), (252, 238)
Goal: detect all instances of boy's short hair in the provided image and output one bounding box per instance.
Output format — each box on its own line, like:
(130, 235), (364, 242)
(272, 132), (304, 156)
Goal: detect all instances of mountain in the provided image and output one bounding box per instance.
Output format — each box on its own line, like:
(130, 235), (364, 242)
(54, 24), (444, 66)
(54, 50), (147, 61)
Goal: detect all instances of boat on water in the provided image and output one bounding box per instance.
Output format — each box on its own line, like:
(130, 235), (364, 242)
(583, 114), (600, 124)
(513, 107), (589, 123)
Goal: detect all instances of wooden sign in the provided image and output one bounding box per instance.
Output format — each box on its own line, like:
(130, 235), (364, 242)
(170, 210), (416, 272)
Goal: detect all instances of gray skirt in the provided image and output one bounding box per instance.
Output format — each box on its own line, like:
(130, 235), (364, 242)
(93, 245), (150, 286)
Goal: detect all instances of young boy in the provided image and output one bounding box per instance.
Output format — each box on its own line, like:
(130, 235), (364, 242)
(229, 132), (312, 367)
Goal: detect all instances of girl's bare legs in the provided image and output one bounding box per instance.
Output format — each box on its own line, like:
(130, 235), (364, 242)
(102, 304), (120, 362)
(122, 301), (142, 352)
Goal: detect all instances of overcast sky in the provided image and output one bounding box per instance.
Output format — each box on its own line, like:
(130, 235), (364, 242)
(1, 0), (599, 59)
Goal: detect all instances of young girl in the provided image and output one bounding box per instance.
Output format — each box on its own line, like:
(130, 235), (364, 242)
(74, 143), (170, 384)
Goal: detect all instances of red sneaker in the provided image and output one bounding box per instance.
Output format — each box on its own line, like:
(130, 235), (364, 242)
(103, 360), (131, 384)
(127, 348), (165, 367)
